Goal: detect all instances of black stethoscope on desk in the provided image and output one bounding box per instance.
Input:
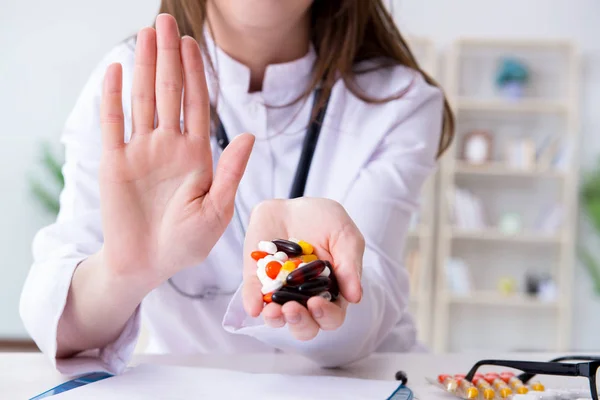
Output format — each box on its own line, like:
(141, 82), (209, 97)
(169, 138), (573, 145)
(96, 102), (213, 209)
(167, 89), (331, 300)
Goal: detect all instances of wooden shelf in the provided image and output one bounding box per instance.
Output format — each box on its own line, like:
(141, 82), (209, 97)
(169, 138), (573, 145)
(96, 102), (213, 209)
(456, 98), (568, 114)
(448, 291), (558, 308)
(448, 228), (563, 244)
(454, 162), (565, 178)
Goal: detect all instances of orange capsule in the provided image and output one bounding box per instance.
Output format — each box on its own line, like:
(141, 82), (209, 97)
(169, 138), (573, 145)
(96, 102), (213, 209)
(289, 258), (303, 267)
(251, 251), (269, 261)
(266, 261), (282, 279)
(263, 292), (273, 303)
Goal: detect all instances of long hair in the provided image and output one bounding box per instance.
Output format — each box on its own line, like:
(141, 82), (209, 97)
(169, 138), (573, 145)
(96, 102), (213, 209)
(158, 0), (454, 157)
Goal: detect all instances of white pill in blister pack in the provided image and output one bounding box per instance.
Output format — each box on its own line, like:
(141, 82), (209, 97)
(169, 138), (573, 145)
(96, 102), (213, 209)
(258, 241), (277, 254)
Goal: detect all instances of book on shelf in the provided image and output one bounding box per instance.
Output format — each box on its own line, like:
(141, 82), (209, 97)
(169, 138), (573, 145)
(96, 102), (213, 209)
(506, 138), (536, 170)
(445, 258), (472, 295)
(449, 188), (487, 230)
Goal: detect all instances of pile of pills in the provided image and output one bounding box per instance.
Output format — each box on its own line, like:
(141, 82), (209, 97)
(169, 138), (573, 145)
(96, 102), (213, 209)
(251, 238), (339, 307)
(432, 371), (546, 399)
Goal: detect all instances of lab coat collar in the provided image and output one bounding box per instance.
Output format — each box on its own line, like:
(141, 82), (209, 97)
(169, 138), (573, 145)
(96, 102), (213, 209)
(202, 29), (317, 105)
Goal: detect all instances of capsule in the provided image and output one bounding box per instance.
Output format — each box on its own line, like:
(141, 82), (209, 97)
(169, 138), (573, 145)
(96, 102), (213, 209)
(472, 377), (496, 400)
(325, 261), (339, 300)
(281, 261), (297, 273)
(529, 382), (545, 392)
(263, 292), (273, 303)
(271, 290), (311, 306)
(300, 254), (318, 263)
(298, 240), (314, 255)
(286, 260), (326, 285)
(298, 277), (331, 294)
(273, 239), (303, 257)
(437, 375), (458, 393)
(251, 251), (269, 261)
(265, 261), (282, 279)
(456, 379), (479, 400)
(500, 375), (528, 394)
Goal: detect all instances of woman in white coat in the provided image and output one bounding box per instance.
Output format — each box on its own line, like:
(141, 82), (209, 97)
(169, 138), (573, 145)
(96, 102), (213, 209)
(20, 0), (454, 375)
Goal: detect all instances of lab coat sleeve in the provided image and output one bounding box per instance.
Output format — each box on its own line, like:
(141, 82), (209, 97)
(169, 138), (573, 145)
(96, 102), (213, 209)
(222, 73), (444, 367)
(19, 41), (140, 376)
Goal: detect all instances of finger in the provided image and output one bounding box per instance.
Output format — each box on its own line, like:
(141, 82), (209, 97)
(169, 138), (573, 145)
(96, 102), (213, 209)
(131, 27), (157, 135)
(282, 301), (320, 341)
(207, 133), (255, 219)
(100, 63), (125, 151)
(180, 35), (210, 138)
(330, 220), (364, 303)
(307, 296), (347, 331)
(242, 273), (263, 318)
(155, 13), (183, 131)
(262, 303), (285, 328)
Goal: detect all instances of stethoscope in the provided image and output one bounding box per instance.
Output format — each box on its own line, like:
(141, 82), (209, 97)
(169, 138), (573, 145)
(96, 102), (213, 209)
(167, 89), (330, 300)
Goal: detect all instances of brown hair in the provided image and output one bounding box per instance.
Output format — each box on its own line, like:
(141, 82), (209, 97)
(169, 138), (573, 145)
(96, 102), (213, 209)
(158, 0), (454, 157)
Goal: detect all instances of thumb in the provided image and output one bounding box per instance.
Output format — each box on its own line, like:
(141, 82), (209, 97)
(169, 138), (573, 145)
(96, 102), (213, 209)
(207, 133), (255, 215)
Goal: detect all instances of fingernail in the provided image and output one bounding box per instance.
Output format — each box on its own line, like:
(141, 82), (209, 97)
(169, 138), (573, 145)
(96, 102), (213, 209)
(312, 307), (324, 319)
(286, 313), (301, 324)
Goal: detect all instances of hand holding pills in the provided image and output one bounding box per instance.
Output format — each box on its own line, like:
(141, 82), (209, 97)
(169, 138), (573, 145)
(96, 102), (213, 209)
(242, 198), (365, 341)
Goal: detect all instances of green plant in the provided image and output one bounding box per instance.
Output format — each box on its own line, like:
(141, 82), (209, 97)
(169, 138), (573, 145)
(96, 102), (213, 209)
(29, 141), (64, 216)
(580, 159), (600, 295)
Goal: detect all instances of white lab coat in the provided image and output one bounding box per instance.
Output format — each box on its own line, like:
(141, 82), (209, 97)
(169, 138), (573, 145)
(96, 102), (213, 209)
(20, 33), (444, 376)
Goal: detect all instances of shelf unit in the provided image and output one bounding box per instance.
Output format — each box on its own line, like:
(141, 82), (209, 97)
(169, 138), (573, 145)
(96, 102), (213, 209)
(404, 36), (438, 348)
(433, 39), (580, 353)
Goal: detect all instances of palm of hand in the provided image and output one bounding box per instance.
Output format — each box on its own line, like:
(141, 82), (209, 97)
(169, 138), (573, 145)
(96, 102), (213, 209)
(242, 198), (364, 341)
(98, 15), (254, 288)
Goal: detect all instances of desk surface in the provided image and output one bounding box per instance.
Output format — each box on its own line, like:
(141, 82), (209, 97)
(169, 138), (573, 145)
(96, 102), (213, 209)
(1, 352), (588, 399)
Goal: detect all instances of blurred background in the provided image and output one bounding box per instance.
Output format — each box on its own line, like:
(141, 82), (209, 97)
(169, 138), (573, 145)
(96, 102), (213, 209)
(0, 0), (598, 354)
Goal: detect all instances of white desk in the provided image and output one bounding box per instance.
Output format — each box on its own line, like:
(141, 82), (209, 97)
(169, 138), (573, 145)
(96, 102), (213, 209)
(1, 352), (589, 399)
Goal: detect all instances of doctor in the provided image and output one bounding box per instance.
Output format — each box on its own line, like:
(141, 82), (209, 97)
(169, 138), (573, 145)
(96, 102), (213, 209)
(20, 0), (453, 375)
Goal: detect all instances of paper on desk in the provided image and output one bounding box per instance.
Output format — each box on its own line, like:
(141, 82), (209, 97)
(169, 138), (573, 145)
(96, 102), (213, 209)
(52, 364), (402, 400)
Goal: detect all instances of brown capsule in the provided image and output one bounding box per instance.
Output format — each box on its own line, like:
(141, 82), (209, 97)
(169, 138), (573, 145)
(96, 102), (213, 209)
(271, 291), (311, 306)
(298, 277), (331, 294)
(273, 239), (303, 257)
(324, 261), (339, 300)
(286, 260), (326, 286)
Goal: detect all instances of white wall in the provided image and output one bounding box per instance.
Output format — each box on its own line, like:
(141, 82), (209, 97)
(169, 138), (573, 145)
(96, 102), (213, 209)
(0, 0), (160, 337)
(391, 0), (600, 350)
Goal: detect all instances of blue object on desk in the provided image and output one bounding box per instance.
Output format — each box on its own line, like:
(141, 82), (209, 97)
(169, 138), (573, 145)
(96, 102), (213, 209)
(29, 372), (113, 399)
(387, 384), (414, 400)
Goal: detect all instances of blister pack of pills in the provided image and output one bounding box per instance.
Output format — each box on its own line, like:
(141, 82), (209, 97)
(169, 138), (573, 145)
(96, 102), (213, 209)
(430, 372), (592, 399)
(251, 238), (339, 306)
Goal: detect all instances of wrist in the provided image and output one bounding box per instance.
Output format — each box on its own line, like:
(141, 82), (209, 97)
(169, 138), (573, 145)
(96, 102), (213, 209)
(93, 249), (158, 303)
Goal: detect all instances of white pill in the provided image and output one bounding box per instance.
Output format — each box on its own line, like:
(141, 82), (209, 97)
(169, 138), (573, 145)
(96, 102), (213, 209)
(257, 258), (268, 269)
(273, 251), (288, 262)
(261, 279), (283, 294)
(263, 255), (278, 263)
(258, 241), (277, 254)
(298, 262), (307, 268)
(318, 291), (332, 301)
(276, 269), (290, 282)
(288, 237), (300, 243)
(257, 267), (269, 285)
(319, 268), (331, 277)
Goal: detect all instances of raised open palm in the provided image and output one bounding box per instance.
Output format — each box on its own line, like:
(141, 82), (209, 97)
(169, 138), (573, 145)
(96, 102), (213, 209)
(99, 14), (254, 289)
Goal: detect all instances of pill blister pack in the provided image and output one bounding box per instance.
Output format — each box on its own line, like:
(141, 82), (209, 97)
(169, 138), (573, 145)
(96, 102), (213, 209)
(252, 238), (339, 306)
(430, 372), (592, 399)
